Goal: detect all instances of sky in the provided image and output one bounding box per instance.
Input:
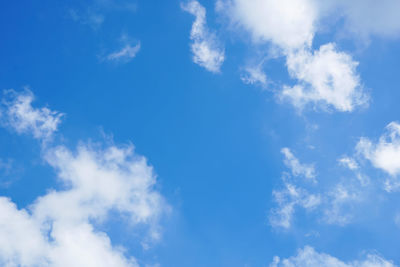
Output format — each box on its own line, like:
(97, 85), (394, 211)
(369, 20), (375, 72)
(0, 0), (400, 266)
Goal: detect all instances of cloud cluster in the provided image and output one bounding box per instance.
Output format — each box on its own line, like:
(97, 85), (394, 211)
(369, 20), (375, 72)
(217, 0), (368, 112)
(270, 246), (395, 267)
(181, 1), (225, 73)
(271, 148), (366, 228)
(0, 90), (168, 266)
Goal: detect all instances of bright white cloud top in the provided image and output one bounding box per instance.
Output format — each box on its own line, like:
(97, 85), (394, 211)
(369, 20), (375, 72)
(356, 122), (400, 191)
(217, 0), (369, 112)
(181, 0), (225, 73)
(282, 44), (367, 112)
(0, 90), (168, 267)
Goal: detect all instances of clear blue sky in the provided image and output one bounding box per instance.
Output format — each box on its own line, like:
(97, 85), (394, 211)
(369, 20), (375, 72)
(0, 0), (400, 266)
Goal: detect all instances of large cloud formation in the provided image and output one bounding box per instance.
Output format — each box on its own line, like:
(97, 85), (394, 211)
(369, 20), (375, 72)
(217, 0), (377, 112)
(0, 90), (168, 267)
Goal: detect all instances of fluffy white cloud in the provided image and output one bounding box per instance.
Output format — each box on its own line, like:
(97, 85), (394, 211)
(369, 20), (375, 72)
(182, 0), (225, 73)
(356, 122), (400, 191)
(0, 90), (168, 266)
(106, 43), (141, 62)
(217, 0), (369, 112)
(217, 0), (316, 51)
(357, 122), (400, 177)
(0, 142), (167, 267)
(1, 89), (63, 140)
(281, 148), (316, 181)
(281, 44), (367, 112)
(270, 246), (395, 267)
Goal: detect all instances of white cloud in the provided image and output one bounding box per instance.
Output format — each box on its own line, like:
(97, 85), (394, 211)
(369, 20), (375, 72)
(0, 141), (167, 267)
(182, 0), (225, 73)
(281, 148), (316, 181)
(270, 246), (395, 267)
(357, 122), (400, 176)
(1, 89), (63, 140)
(338, 156), (369, 186)
(241, 65), (267, 87)
(339, 156), (359, 171)
(323, 184), (361, 225)
(271, 149), (368, 228)
(106, 43), (141, 62)
(356, 122), (400, 191)
(217, 1), (369, 112)
(281, 44), (368, 112)
(0, 90), (169, 266)
(270, 180), (320, 229)
(218, 0), (316, 51)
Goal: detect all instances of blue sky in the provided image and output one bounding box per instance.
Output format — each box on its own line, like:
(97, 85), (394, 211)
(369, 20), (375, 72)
(1, 0), (400, 266)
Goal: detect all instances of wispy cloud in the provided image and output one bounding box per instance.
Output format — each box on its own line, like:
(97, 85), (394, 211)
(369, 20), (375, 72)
(241, 65), (268, 87)
(281, 148), (316, 181)
(1, 89), (64, 141)
(105, 43), (141, 62)
(181, 1), (225, 73)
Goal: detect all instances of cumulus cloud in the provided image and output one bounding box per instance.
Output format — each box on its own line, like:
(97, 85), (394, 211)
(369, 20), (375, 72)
(281, 148), (316, 181)
(217, 0), (369, 112)
(106, 43), (141, 62)
(217, 0), (316, 51)
(181, 0), (225, 73)
(270, 246), (395, 267)
(356, 122), (400, 191)
(281, 44), (368, 112)
(357, 122), (400, 177)
(1, 89), (63, 140)
(0, 90), (168, 266)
